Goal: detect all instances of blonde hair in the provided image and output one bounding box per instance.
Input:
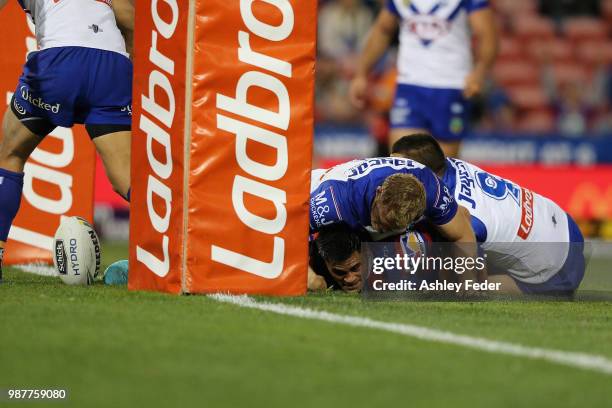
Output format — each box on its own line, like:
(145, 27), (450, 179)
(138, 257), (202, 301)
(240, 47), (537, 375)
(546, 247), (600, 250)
(378, 173), (426, 230)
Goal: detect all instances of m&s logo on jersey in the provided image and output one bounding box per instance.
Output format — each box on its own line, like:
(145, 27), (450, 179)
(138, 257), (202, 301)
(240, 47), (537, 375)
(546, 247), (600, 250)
(310, 187), (342, 229)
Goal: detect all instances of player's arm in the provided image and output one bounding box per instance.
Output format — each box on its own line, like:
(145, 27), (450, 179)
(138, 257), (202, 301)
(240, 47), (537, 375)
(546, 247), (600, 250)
(0, 0), (9, 10)
(435, 205), (476, 243)
(112, 0), (134, 56)
(464, 4), (498, 98)
(349, 8), (399, 108)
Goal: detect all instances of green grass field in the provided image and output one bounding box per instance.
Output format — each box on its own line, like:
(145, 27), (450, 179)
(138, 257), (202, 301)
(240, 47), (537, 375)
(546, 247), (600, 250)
(1, 242), (611, 407)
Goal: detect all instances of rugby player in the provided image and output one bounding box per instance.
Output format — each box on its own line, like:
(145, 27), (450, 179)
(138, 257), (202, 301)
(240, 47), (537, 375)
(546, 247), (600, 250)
(349, 0), (497, 157)
(310, 157), (483, 286)
(391, 134), (585, 295)
(0, 0), (134, 281)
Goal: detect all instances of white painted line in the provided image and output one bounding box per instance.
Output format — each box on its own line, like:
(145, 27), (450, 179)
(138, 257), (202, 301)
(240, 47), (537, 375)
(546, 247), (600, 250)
(15, 264), (56, 277)
(210, 294), (612, 376)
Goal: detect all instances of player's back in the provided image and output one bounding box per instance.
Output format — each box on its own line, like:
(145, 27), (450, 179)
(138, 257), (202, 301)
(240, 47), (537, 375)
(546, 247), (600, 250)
(444, 158), (571, 283)
(19, 0), (127, 56)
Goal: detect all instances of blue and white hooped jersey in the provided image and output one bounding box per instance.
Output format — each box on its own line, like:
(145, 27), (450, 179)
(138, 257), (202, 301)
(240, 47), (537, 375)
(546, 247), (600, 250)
(443, 158), (571, 283)
(310, 158), (458, 232)
(18, 0), (128, 57)
(386, 0), (489, 89)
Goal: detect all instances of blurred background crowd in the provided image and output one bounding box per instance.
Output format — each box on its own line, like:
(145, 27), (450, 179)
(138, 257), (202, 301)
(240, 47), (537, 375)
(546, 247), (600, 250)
(315, 0), (612, 145)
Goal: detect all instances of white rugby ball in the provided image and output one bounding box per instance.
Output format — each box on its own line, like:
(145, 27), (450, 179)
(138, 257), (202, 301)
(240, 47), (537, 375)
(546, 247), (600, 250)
(53, 216), (101, 285)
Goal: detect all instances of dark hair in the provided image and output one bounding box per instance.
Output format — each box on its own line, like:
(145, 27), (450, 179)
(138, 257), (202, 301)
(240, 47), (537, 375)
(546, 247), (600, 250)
(391, 134), (447, 175)
(315, 223), (361, 263)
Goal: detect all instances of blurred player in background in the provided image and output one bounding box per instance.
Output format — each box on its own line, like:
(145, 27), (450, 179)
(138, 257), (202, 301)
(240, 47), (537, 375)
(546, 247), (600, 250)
(349, 0), (498, 157)
(0, 0), (134, 281)
(392, 134), (585, 295)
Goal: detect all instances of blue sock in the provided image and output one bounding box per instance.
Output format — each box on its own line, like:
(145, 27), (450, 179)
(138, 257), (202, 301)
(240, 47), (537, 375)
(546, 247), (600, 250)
(0, 168), (24, 242)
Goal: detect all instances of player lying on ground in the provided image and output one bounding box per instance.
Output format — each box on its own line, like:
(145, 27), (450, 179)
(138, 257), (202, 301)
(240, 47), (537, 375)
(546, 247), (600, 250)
(310, 157), (483, 285)
(310, 221), (580, 296)
(391, 134), (585, 295)
(0, 0), (134, 281)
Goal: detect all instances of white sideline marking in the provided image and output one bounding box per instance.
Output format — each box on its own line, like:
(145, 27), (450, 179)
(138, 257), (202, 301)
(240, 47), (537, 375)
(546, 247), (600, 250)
(210, 294), (612, 376)
(15, 264), (56, 277)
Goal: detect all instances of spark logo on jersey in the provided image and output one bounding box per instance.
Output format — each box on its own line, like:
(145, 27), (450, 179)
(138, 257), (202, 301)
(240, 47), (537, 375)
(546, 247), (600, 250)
(20, 86), (60, 113)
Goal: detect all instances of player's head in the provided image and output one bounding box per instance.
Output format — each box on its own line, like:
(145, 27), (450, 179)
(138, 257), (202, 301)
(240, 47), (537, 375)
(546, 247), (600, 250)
(391, 134), (447, 176)
(370, 174), (426, 233)
(316, 223), (363, 293)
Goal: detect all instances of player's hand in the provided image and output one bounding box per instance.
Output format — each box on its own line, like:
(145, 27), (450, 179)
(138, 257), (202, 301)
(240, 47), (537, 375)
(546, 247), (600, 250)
(349, 74), (368, 109)
(463, 69), (486, 99)
(308, 267), (327, 292)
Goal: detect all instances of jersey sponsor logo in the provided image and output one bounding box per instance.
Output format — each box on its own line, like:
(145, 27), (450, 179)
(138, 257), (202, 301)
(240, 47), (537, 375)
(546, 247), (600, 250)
(400, 0), (465, 46)
(347, 157), (420, 179)
(454, 160), (476, 209)
(405, 16), (451, 44)
(13, 97), (27, 116)
(517, 188), (534, 240)
(437, 185), (453, 213)
(20, 85), (61, 113)
(311, 187), (342, 228)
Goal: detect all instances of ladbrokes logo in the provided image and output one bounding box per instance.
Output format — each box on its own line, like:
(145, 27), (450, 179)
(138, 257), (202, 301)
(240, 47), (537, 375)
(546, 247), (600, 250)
(211, 0), (297, 279)
(20, 86), (60, 113)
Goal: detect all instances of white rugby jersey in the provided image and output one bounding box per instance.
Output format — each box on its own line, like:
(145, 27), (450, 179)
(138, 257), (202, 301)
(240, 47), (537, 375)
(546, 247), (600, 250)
(444, 158), (570, 284)
(386, 0), (489, 89)
(18, 0), (127, 56)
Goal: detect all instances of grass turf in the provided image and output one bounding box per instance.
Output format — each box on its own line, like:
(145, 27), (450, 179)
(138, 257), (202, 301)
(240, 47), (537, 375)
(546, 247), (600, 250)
(0, 242), (611, 407)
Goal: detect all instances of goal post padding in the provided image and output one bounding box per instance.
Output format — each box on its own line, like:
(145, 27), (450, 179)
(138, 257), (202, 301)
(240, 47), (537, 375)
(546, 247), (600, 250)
(129, 0), (316, 295)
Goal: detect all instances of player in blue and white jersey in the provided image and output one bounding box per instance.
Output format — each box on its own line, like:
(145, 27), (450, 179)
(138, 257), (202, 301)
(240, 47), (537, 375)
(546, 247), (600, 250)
(0, 0), (134, 281)
(349, 0), (498, 157)
(310, 157), (476, 247)
(392, 134), (585, 295)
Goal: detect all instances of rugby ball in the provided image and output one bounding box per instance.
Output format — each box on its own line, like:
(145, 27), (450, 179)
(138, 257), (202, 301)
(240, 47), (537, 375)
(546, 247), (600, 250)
(53, 216), (101, 285)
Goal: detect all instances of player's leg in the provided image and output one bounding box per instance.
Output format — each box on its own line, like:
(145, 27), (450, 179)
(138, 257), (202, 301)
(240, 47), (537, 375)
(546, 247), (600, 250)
(0, 106), (54, 280)
(429, 88), (470, 159)
(486, 274), (522, 295)
(81, 48), (133, 201)
(87, 126), (131, 200)
(388, 84), (429, 153)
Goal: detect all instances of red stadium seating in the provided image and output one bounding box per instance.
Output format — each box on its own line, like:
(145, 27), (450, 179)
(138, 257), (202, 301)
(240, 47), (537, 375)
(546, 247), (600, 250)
(564, 18), (609, 42)
(551, 62), (588, 85)
(493, 60), (539, 87)
(528, 39), (574, 62)
(509, 86), (549, 111)
(576, 41), (612, 65)
(498, 37), (524, 59)
(513, 16), (556, 40)
(517, 110), (555, 133)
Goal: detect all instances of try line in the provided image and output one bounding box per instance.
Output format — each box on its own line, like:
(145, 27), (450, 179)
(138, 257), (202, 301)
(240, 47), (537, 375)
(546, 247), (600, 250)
(210, 293), (612, 376)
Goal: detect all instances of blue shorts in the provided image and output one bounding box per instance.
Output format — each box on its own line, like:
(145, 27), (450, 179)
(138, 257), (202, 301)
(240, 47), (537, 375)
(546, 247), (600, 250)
(12, 46), (132, 129)
(515, 214), (585, 295)
(390, 84), (470, 142)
